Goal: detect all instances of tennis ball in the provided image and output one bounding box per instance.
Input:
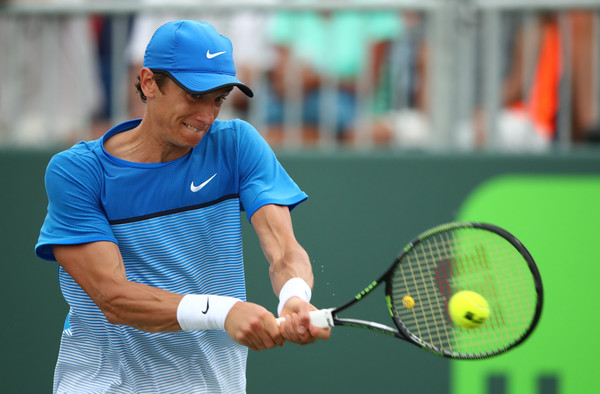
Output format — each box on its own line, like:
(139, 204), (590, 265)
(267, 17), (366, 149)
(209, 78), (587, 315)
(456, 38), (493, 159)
(448, 291), (490, 329)
(402, 295), (415, 309)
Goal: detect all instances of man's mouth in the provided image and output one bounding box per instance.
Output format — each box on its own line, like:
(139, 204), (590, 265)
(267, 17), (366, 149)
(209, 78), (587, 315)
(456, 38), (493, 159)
(184, 123), (203, 133)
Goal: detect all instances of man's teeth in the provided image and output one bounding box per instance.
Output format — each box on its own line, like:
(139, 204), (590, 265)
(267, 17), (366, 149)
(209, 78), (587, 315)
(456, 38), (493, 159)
(185, 123), (202, 132)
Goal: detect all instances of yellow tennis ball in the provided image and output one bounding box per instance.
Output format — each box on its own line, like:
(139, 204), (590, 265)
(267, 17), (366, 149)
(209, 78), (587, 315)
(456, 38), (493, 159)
(402, 295), (415, 309)
(448, 291), (490, 329)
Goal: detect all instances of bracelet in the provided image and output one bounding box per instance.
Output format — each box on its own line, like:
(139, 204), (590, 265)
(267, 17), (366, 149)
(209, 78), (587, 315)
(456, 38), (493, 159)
(277, 277), (312, 316)
(177, 294), (241, 331)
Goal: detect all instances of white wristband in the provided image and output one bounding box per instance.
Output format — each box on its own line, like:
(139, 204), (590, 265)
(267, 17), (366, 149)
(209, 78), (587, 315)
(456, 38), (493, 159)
(177, 294), (241, 331)
(277, 277), (312, 316)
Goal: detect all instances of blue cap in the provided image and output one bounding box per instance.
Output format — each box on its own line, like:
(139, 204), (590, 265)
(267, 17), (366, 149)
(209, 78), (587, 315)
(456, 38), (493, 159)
(143, 20), (253, 97)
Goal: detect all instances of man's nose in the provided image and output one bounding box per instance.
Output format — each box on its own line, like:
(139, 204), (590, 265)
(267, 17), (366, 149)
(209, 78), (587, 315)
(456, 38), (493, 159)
(194, 104), (216, 125)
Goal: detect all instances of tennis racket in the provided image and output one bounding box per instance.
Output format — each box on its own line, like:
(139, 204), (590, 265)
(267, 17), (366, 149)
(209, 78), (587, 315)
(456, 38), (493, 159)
(297, 222), (543, 359)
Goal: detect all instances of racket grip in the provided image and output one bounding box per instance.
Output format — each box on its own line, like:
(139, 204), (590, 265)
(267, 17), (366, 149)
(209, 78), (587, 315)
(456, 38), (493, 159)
(276, 309), (334, 329)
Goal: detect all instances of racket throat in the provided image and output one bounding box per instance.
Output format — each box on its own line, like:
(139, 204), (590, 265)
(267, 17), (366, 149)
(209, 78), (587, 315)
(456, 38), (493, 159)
(335, 318), (401, 338)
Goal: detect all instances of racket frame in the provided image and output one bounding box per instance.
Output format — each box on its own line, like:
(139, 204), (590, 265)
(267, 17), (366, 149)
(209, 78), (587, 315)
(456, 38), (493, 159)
(317, 222), (544, 359)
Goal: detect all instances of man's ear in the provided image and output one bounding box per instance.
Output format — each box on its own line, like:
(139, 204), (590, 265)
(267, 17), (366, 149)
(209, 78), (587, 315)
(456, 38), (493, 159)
(139, 68), (158, 99)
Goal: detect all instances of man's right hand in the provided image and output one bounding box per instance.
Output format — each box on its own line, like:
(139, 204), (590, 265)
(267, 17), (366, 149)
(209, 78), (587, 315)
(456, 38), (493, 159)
(224, 302), (284, 351)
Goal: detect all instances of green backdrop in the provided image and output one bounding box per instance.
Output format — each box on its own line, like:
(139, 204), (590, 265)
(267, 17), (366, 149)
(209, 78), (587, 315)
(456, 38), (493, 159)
(1, 149), (598, 393)
(453, 175), (600, 394)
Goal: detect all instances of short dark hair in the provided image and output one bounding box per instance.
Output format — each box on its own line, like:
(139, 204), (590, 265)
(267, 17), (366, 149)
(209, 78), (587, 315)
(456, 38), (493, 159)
(134, 71), (170, 103)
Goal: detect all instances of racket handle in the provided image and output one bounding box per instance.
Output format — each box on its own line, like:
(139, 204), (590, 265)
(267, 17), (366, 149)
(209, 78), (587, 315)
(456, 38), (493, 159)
(276, 309), (334, 329)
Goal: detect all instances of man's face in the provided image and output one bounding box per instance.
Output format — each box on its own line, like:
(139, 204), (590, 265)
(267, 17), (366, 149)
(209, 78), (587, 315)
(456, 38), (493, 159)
(147, 76), (232, 149)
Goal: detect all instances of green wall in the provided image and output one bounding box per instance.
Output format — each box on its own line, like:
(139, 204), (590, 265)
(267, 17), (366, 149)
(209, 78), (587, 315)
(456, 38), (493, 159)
(1, 149), (598, 393)
(454, 175), (600, 394)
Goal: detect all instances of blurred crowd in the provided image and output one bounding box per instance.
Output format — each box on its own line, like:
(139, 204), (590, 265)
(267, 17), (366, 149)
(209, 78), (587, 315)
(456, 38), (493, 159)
(1, 0), (599, 150)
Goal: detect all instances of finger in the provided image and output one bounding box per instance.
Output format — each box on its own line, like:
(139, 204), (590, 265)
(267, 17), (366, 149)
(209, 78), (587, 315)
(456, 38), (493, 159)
(265, 318), (285, 347)
(256, 321), (281, 350)
(309, 324), (331, 340)
(286, 314), (316, 345)
(279, 313), (300, 343)
(253, 313), (287, 350)
(296, 308), (312, 330)
(294, 313), (316, 343)
(243, 336), (260, 352)
(277, 314), (294, 342)
(245, 330), (270, 351)
(235, 322), (274, 351)
(289, 313), (306, 342)
(244, 325), (274, 351)
(278, 313), (315, 344)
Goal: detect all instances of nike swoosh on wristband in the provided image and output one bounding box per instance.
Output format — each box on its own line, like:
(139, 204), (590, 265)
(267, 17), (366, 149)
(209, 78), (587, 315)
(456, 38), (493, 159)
(206, 50), (226, 59)
(202, 297), (209, 314)
(190, 173), (217, 192)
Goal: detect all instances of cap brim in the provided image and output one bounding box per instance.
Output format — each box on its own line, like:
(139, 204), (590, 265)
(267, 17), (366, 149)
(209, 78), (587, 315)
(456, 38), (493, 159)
(165, 70), (254, 98)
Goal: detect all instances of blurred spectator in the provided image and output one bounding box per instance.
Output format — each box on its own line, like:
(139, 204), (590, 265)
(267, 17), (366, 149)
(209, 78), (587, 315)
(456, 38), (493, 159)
(459, 11), (600, 150)
(264, 0), (402, 145)
(568, 11), (600, 143)
(378, 10), (431, 148)
(0, 0), (102, 147)
(462, 14), (555, 151)
(496, 13), (561, 150)
(88, 14), (135, 139)
(126, 0), (274, 122)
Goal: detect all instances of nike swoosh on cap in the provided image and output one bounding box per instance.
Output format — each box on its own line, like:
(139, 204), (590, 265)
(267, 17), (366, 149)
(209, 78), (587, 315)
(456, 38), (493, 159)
(190, 173), (217, 192)
(206, 50), (226, 59)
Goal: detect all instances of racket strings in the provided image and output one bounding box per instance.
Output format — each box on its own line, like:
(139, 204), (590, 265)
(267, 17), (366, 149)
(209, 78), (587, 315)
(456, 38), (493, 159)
(404, 232), (455, 350)
(391, 227), (538, 358)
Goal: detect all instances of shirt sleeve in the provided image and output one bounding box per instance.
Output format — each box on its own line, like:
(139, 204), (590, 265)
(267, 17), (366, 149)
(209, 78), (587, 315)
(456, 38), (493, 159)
(235, 121), (308, 221)
(35, 150), (117, 261)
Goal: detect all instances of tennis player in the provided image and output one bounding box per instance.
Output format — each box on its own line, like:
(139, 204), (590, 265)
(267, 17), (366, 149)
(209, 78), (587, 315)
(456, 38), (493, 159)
(35, 20), (329, 393)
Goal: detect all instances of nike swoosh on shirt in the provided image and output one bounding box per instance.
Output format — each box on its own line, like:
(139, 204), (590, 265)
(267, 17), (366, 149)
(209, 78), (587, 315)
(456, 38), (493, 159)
(190, 173), (217, 192)
(206, 50), (226, 59)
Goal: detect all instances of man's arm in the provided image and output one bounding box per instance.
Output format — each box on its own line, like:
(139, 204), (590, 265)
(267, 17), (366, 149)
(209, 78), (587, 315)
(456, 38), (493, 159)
(54, 241), (182, 332)
(251, 204), (330, 344)
(53, 241), (284, 350)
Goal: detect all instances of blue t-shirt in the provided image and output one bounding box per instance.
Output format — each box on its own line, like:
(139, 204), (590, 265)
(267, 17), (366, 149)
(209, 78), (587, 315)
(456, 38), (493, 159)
(36, 118), (307, 393)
